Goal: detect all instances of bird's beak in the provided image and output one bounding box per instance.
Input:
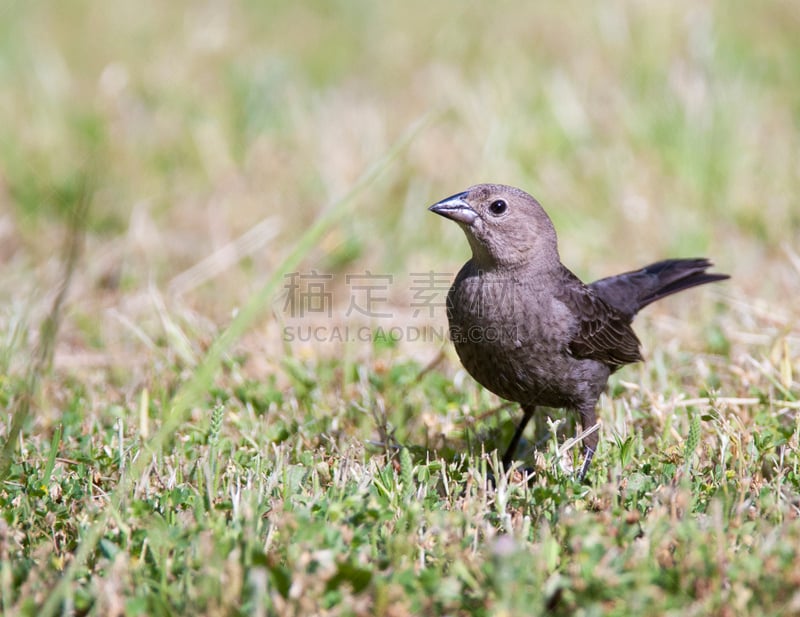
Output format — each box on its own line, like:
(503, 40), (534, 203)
(428, 192), (478, 225)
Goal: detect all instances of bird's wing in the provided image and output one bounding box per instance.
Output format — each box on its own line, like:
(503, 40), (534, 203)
(556, 270), (643, 368)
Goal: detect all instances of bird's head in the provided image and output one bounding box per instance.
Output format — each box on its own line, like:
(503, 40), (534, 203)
(429, 184), (559, 271)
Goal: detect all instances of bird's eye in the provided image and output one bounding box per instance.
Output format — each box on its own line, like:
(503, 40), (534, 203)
(489, 199), (508, 216)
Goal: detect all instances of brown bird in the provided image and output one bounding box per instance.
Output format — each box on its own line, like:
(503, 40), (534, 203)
(429, 183), (729, 479)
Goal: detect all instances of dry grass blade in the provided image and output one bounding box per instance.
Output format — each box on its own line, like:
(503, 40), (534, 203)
(0, 179), (89, 481)
(168, 216), (281, 297)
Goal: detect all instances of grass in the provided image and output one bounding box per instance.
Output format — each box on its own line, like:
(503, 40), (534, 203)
(1, 1), (800, 615)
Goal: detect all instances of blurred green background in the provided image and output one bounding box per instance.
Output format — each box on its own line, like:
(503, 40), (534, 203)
(2, 1), (797, 315)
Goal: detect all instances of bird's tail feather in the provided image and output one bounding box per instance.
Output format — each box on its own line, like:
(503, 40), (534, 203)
(635, 259), (730, 309)
(589, 258), (729, 317)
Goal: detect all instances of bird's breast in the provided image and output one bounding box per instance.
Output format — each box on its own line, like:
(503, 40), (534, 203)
(445, 271), (576, 404)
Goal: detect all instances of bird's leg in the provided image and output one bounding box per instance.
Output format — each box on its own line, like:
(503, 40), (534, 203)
(576, 403), (600, 481)
(576, 446), (595, 481)
(502, 405), (535, 470)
